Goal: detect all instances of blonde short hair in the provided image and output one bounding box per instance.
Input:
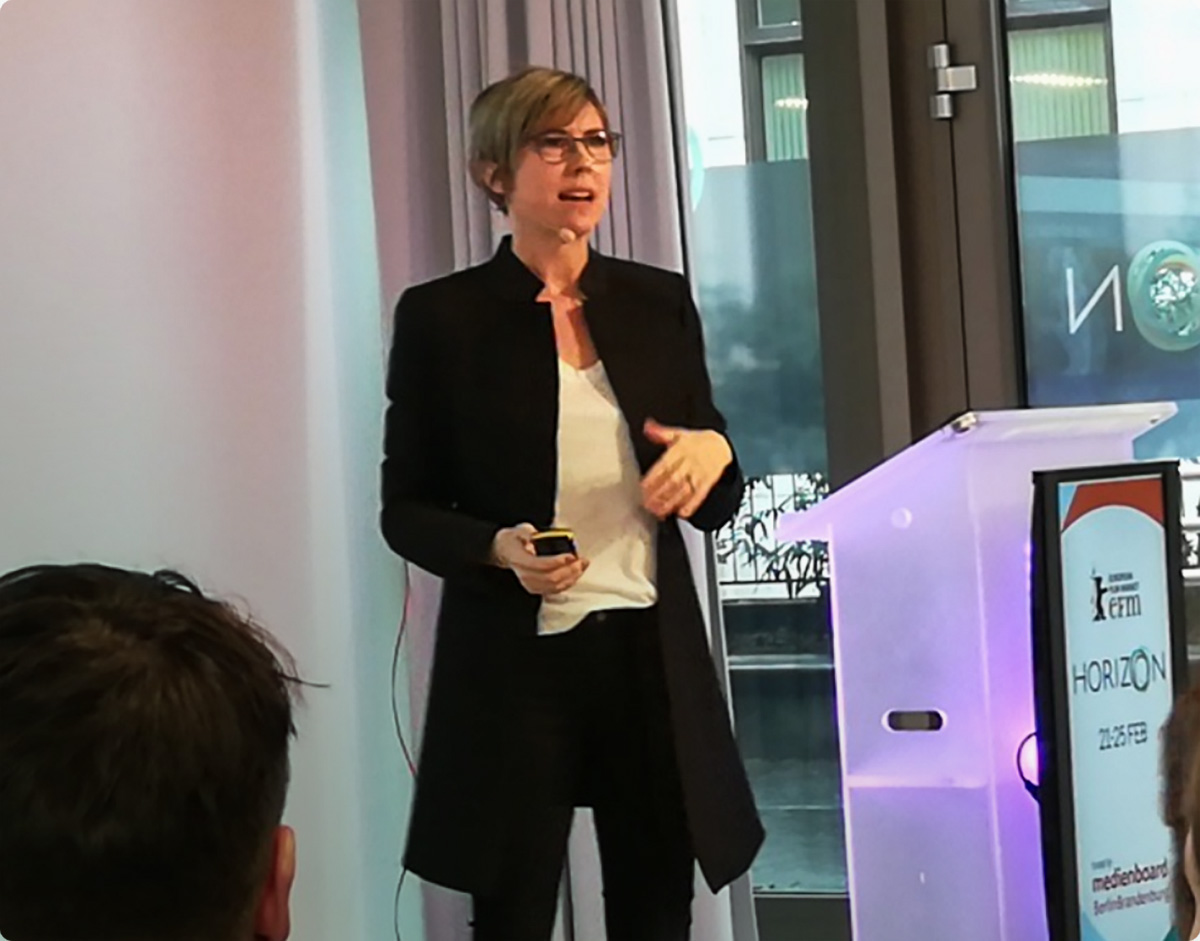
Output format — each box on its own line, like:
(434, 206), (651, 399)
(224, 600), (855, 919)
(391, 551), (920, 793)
(468, 67), (610, 213)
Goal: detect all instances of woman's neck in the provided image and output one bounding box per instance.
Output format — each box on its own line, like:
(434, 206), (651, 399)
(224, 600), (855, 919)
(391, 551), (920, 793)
(511, 226), (589, 296)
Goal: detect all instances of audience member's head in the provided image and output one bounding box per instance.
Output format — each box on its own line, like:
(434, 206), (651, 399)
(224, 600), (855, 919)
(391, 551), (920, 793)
(0, 563), (301, 941)
(1162, 683), (1200, 939)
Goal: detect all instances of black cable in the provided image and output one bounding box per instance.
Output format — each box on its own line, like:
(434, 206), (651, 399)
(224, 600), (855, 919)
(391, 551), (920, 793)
(391, 561), (418, 777)
(393, 865), (409, 941)
(392, 562), (418, 941)
(1017, 730), (1040, 801)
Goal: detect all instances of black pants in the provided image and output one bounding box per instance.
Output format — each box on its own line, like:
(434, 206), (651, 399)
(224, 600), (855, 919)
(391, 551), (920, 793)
(472, 607), (695, 941)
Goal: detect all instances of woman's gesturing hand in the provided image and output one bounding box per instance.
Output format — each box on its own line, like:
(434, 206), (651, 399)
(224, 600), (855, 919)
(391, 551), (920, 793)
(640, 419), (733, 520)
(490, 523), (589, 596)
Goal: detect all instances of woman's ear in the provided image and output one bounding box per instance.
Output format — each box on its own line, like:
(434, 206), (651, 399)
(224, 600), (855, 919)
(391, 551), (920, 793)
(471, 160), (509, 213)
(482, 163), (503, 196)
(472, 160), (499, 193)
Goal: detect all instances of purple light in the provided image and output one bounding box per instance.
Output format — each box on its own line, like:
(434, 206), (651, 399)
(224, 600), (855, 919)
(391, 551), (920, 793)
(1018, 733), (1040, 789)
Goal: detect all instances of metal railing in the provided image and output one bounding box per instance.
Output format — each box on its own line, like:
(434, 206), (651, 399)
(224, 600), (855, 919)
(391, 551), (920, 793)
(716, 472), (829, 602)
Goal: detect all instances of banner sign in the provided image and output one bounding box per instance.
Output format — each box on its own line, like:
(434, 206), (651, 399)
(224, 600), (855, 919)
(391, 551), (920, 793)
(1032, 463), (1188, 941)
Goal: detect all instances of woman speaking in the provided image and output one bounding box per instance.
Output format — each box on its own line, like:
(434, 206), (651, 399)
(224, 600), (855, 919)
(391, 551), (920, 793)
(381, 67), (763, 940)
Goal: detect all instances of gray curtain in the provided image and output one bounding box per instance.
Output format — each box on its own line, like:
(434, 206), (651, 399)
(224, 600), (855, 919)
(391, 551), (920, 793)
(358, 2), (746, 939)
(437, 0), (685, 272)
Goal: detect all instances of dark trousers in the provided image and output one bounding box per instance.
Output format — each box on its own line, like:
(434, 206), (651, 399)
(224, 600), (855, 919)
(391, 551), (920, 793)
(471, 607), (695, 941)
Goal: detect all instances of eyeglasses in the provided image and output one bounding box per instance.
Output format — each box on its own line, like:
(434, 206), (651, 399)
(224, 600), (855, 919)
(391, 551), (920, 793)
(528, 130), (622, 164)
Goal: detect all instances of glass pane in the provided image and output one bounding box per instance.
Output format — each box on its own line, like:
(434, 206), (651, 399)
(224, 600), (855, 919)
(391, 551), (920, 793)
(758, 0), (801, 29)
(1006, 4), (1200, 662)
(762, 54), (809, 161)
(1007, 7), (1200, 409)
(673, 0), (844, 899)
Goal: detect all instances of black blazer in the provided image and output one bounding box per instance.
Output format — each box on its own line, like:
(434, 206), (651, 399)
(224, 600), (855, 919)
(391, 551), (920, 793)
(381, 237), (764, 895)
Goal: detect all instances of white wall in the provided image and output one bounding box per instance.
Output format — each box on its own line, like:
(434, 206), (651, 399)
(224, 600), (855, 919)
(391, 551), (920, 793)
(675, 0), (747, 168)
(0, 1), (411, 939)
(1111, 0), (1200, 133)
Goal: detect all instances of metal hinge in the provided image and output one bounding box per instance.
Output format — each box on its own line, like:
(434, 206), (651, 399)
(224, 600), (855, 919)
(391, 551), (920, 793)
(929, 42), (978, 120)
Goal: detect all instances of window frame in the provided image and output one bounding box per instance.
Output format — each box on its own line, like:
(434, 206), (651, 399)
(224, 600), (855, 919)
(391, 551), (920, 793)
(1005, 0), (1109, 23)
(741, 0), (802, 44)
(737, 0), (804, 163)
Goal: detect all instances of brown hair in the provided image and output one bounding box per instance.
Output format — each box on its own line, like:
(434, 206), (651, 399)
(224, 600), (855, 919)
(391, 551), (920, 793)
(0, 564), (301, 941)
(468, 66), (610, 213)
(1162, 683), (1200, 936)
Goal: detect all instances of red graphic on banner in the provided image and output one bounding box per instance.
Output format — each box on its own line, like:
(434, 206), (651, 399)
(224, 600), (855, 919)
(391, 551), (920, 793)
(1062, 477), (1164, 533)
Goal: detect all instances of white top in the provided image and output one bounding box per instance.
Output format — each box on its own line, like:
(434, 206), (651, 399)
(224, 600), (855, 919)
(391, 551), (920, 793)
(537, 358), (658, 635)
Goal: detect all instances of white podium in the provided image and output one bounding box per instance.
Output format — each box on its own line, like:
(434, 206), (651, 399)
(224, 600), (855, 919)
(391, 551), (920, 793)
(777, 404), (1176, 941)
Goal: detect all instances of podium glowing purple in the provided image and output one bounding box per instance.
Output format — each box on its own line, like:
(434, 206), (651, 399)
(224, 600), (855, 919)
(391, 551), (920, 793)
(776, 404), (1175, 941)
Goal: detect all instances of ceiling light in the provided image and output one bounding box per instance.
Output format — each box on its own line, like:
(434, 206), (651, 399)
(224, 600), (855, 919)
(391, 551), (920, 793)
(1011, 72), (1108, 89)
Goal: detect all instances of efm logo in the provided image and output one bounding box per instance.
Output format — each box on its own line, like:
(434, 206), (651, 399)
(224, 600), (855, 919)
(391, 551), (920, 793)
(1090, 569), (1142, 623)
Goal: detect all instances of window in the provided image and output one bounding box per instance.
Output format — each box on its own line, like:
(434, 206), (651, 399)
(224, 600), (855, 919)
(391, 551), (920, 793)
(738, 0), (804, 162)
(1002, 0), (1200, 626)
(672, 0), (844, 911)
(761, 53), (808, 161)
(1002, 0), (1200, 410)
(1008, 23), (1114, 141)
(1006, 0), (1116, 143)
(757, 0), (800, 29)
